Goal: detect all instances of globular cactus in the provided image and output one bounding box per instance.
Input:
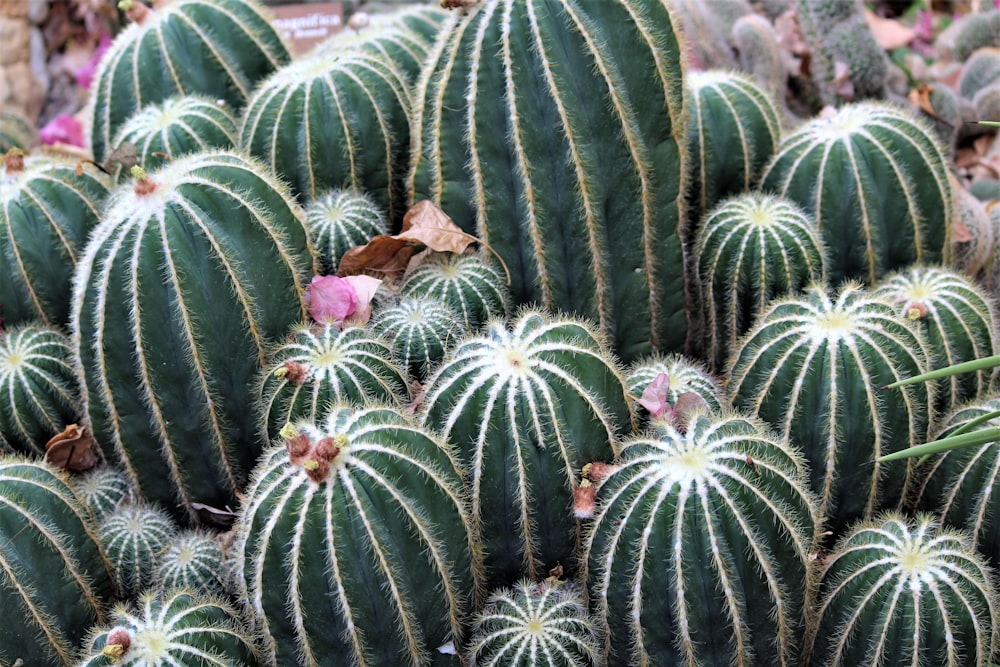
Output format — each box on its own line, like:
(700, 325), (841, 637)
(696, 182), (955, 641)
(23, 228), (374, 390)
(256, 323), (408, 443)
(154, 530), (226, 597)
(761, 102), (952, 285)
(0, 108), (37, 152)
(909, 397), (1000, 569)
(371, 296), (468, 381)
(239, 51), (411, 217)
(958, 48), (1000, 101)
(730, 284), (932, 531)
(467, 580), (599, 667)
(874, 265), (997, 414)
(71, 152), (313, 522)
(669, 0), (746, 69)
(1, 150), (109, 328)
(795, 0), (889, 106)
(89, 0), (289, 163)
(973, 84), (1000, 126)
(421, 310), (633, 588)
(584, 412), (818, 667)
(111, 95), (238, 173)
(77, 589), (260, 666)
(0, 323), (81, 456)
(235, 404), (480, 666)
(399, 252), (507, 332)
(305, 188), (387, 275)
(935, 8), (1000, 63)
(409, 0), (689, 360)
(0, 457), (113, 666)
(625, 352), (726, 421)
(951, 173), (996, 281)
(696, 193), (825, 372)
(71, 465), (132, 524)
(730, 14), (788, 106)
(99, 503), (177, 600)
(806, 513), (998, 667)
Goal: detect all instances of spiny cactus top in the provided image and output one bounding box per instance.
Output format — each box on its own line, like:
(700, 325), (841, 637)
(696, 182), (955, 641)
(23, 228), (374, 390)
(89, 0), (290, 163)
(154, 529), (226, 597)
(71, 152), (313, 522)
(235, 404), (479, 666)
(0, 322), (81, 456)
(371, 295), (468, 382)
(399, 252), (508, 332)
(409, 0), (688, 361)
(468, 580), (599, 667)
(585, 412), (818, 667)
(304, 189), (387, 276)
(0, 108), (38, 153)
(625, 353), (726, 426)
(77, 589), (260, 667)
(807, 513), (998, 667)
(761, 102), (952, 285)
(71, 464), (132, 524)
(99, 503), (177, 600)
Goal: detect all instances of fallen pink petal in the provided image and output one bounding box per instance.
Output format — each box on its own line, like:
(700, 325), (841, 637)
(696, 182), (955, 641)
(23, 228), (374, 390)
(305, 274), (357, 325)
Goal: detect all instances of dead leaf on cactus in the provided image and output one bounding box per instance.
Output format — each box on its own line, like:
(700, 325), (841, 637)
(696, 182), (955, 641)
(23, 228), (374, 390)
(337, 235), (414, 281)
(44, 424), (99, 473)
(396, 200), (480, 254)
(908, 85), (953, 127)
(863, 8), (915, 51)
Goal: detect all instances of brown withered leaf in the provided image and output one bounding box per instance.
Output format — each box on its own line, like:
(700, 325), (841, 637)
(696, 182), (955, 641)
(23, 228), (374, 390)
(396, 200), (478, 254)
(44, 424), (99, 473)
(863, 8), (915, 51)
(106, 141), (139, 173)
(337, 235), (414, 280)
(908, 85), (952, 127)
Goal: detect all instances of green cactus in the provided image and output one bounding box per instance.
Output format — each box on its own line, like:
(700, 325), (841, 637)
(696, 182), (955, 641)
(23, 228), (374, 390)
(71, 152), (313, 522)
(951, 173), (996, 281)
(668, 0), (744, 69)
(874, 266), (996, 414)
(399, 252), (508, 332)
(1, 151), (110, 328)
(256, 323), (408, 443)
(99, 503), (177, 600)
(89, 0), (289, 164)
(0, 323), (81, 456)
(154, 530), (226, 597)
(467, 580), (599, 667)
(909, 397), (1000, 570)
(730, 284), (932, 531)
(806, 513), (998, 666)
(625, 352), (726, 419)
(0, 108), (37, 153)
(958, 48), (1000, 101)
(761, 102), (952, 285)
(0, 457), (113, 666)
(935, 8), (1000, 63)
(239, 51), (411, 218)
(584, 412), (818, 666)
(71, 465), (132, 525)
(421, 310), (633, 588)
(234, 404), (480, 666)
(111, 95), (238, 173)
(696, 193), (826, 372)
(77, 589), (260, 666)
(409, 0), (688, 361)
(371, 295), (468, 382)
(731, 14), (788, 106)
(973, 82), (1000, 124)
(305, 188), (387, 275)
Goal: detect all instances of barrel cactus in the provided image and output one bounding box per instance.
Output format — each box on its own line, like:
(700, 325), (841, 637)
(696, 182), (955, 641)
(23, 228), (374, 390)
(99, 503), (177, 600)
(399, 252), (508, 332)
(696, 193), (825, 371)
(584, 412), (818, 666)
(806, 513), (998, 666)
(760, 102), (952, 285)
(0, 108), (37, 152)
(78, 589), (260, 666)
(235, 404), (479, 666)
(71, 152), (313, 522)
(71, 465), (132, 524)
(1, 150), (109, 328)
(0, 457), (113, 666)
(154, 530), (226, 597)
(421, 310), (633, 588)
(409, 0), (688, 360)
(371, 296), (468, 381)
(625, 353), (726, 423)
(305, 189), (387, 275)
(89, 0), (289, 163)
(730, 284), (932, 531)
(0, 322), (81, 456)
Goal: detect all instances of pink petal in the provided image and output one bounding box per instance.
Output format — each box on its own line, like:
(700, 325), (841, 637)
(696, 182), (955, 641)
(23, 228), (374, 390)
(39, 114), (85, 148)
(305, 275), (357, 325)
(342, 275), (382, 327)
(669, 392), (709, 433)
(639, 372), (671, 419)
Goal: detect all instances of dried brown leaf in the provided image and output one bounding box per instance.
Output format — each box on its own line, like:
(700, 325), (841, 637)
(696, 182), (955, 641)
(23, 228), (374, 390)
(863, 8), (915, 51)
(44, 424), (99, 473)
(337, 235), (414, 280)
(908, 85), (951, 126)
(396, 200), (478, 254)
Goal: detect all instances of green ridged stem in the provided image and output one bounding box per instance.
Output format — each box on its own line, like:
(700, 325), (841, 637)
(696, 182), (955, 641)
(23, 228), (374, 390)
(111, 95), (238, 173)
(71, 151), (313, 522)
(239, 51), (411, 217)
(0, 457), (113, 666)
(71, 465), (132, 525)
(409, 0), (688, 361)
(951, 174), (995, 280)
(421, 310), (633, 588)
(371, 296), (468, 382)
(731, 15), (788, 106)
(256, 323), (408, 444)
(625, 353), (726, 425)
(0, 109), (38, 152)
(584, 412), (818, 666)
(468, 580), (598, 667)
(77, 589), (260, 666)
(696, 193), (825, 372)
(874, 265), (997, 415)
(935, 9), (1000, 63)
(154, 530), (226, 597)
(910, 397), (1000, 569)
(1, 154), (109, 328)
(959, 48), (1000, 101)
(0, 323), (81, 456)
(806, 513), (998, 667)
(235, 404), (479, 666)
(761, 102), (952, 285)
(99, 503), (177, 600)
(668, 0), (744, 69)
(304, 189), (387, 275)
(399, 252), (508, 332)
(89, 0), (289, 163)
(730, 284), (932, 532)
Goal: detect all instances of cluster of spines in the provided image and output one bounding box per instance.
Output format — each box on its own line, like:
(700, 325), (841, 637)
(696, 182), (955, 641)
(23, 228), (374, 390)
(154, 529), (227, 597)
(304, 188), (387, 275)
(625, 353), (726, 416)
(399, 252), (508, 332)
(70, 465), (132, 524)
(0, 108), (38, 152)
(371, 295), (468, 381)
(98, 503), (177, 600)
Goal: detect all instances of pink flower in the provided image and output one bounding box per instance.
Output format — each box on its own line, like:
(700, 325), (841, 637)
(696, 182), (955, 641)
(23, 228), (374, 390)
(76, 34), (112, 90)
(305, 275), (357, 325)
(639, 373), (671, 419)
(342, 275), (382, 327)
(39, 114), (85, 147)
(639, 372), (708, 433)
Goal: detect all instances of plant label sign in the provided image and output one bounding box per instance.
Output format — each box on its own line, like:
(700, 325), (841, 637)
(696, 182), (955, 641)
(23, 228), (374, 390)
(270, 3), (344, 54)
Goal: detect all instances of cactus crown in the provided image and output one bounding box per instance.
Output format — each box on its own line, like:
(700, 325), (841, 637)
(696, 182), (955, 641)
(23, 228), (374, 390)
(99, 503), (178, 599)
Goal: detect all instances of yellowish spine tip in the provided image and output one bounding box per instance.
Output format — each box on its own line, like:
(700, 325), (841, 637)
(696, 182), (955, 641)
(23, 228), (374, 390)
(274, 366), (289, 379)
(130, 165), (146, 180)
(118, 0), (134, 9)
(334, 433), (349, 449)
(279, 422), (299, 440)
(102, 644), (126, 661)
(303, 459), (320, 471)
